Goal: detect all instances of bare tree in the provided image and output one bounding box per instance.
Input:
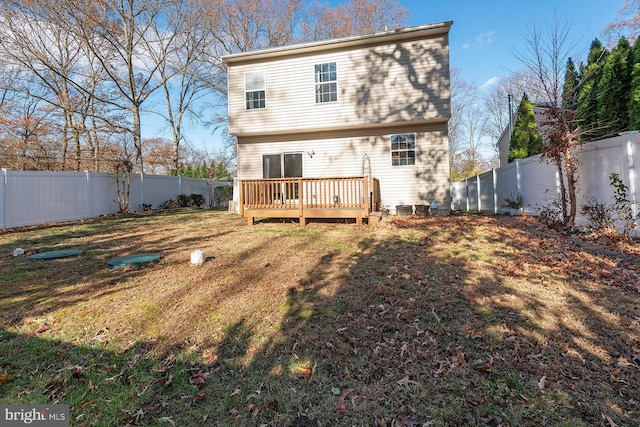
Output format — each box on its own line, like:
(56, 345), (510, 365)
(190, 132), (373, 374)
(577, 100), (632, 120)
(0, 0), (86, 170)
(603, 0), (640, 44)
(514, 17), (581, 227)
(300, 0), (408, 41)
(150, 1), (213, 174)
(449, 68), (475, 172)
(52, 0), (181, 173)
(449, 68), (493, 179)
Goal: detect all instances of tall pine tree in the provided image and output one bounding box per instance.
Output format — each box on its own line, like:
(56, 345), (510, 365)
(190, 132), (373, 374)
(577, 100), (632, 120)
(629, 37), (640, 130)
(577, 39), (608, 139)
(562, 58), (580, 112)
(509, 93), (541, 162)
(596, 37), (631, 137)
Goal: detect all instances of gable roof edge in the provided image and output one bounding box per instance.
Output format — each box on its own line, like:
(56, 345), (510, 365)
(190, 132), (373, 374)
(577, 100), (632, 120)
(222, 21), (453, 65)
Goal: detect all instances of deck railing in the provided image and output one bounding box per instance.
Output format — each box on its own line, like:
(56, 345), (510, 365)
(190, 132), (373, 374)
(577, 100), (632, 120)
(239, 176), (380, 225)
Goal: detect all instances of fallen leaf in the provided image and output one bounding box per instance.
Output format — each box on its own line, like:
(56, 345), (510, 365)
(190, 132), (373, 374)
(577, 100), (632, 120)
(538, 375), (546, 390)
(297, 366), (312, 377)
(396, 375), (419, 386)
(0, 372), (10, 385)
(337, 388), (353, 412)
(195, 392), (207, 402)
(81, 400), (94, 408)
(158, 417), (176, 427)
(400, 414), (419, 426)
(189, 371), (205, 386)
(602, 414), (618, 427)
(266, 399), (278, 409)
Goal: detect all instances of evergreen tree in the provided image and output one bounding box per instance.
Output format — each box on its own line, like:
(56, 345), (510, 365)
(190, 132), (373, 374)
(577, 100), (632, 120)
(596, 37), (631, 137)
(562, 58), (580, 112)
(577, 39), (608, 139)
(629, 37), (640, 130)
(508, 93), (541, 162)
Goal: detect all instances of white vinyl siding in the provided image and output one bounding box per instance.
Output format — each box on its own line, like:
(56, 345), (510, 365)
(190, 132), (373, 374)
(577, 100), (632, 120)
(236, 125), (450, 209)
(245, 71), (266, 110)
(227, 34), (450, 136)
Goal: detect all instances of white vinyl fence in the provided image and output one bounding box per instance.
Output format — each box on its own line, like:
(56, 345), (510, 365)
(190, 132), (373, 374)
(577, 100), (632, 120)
(451, 132), (640, 236)
(0, 170), (232, 229)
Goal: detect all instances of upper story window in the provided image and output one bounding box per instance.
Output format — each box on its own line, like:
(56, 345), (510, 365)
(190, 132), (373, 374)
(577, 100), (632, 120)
(245, 71), (265, 110)
(391, 133), (416, 166)
(314, 62), (337, 103)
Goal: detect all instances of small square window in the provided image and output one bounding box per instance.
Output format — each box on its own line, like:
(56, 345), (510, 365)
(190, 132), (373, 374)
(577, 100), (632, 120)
(390, 133), (416, 166)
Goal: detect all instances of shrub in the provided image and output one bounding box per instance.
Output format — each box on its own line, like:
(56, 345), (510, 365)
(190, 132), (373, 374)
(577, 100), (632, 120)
(159, 199), (179, 210)
(537, 198), (565, 231)
(190, 194), (205, 207)
(176, 194), (191, 207)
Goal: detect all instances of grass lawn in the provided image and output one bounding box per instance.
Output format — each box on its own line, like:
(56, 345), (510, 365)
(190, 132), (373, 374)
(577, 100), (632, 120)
(1, 210), (639, 426)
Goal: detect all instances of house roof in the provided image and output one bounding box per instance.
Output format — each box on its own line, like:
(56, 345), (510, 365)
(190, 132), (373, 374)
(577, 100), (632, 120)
(221, 21), (453, 65)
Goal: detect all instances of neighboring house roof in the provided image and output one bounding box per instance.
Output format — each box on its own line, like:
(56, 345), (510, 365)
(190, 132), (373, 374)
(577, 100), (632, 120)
(222, 21), (453, 65)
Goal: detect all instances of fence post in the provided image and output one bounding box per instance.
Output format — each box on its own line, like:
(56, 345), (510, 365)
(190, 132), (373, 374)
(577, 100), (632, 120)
(465, 178), (469, 211)
(492, 168), (498, 214)
(515, 159), (522, 195)
(1, 169), (7, 229)
(476, 174), (481, 212)
(625, 132), (638, 231)
(85, 171), (91, 219)
(139, 173), (144, 211)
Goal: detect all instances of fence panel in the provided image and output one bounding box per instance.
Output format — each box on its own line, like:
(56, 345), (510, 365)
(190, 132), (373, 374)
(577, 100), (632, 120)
(0, 171), (223, 229)
(467, 179), (478, 211)
(4, 171), (88, 228)
(88, 173), (120, 217)
(451, 132), (640, 236)
(450, 181), (466, 211)
(495, 162), (519, 213)
(479, 170), (496, 212)
(518, 156), (559, 214)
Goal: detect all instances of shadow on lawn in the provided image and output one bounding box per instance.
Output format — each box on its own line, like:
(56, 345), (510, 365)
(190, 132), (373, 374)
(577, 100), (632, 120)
(0, 212), (236, 325)
(1, 215), (639, 426)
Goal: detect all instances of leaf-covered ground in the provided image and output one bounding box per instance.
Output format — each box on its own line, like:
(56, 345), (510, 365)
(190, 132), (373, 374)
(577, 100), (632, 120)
(1, 211), (639, 426)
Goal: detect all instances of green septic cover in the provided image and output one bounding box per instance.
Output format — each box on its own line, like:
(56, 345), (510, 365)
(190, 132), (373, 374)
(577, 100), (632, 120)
(107, 253), (160, 270)
(29, 249), (83, 260)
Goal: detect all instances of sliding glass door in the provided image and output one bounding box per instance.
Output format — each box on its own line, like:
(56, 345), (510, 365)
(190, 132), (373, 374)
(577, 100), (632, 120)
(262, 153), (303, 199)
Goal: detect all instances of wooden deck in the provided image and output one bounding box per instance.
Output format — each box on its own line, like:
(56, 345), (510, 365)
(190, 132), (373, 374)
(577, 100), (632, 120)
(239, 176), (381, 225)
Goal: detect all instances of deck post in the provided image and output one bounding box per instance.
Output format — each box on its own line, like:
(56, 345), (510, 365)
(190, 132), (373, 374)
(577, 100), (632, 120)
(239, 180), (245, 217)
(363, 177), (370, 216)
(298, 178), (304, 221)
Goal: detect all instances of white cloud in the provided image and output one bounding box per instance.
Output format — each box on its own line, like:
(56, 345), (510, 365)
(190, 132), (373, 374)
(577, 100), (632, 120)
(476, 31), (496, 44)
(462, 43), (470, 49)
(480, 77), (500, 90)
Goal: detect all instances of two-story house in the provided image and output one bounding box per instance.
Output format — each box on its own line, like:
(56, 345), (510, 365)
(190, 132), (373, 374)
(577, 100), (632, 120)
(223, 22), (453, 225)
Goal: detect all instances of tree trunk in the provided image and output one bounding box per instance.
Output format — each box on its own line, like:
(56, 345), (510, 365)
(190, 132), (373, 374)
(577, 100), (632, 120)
(132, 103), (144, 174)
(564, 148), (578, 227)
(553, 154), (568, 223)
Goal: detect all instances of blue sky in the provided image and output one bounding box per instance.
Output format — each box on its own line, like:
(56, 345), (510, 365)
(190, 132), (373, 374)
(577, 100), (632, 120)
(150, 0), (626, 155)
(397, 0), (624, 89)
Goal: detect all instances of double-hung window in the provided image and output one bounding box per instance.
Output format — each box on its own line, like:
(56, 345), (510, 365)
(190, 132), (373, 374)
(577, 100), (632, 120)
(314, 62), (337, 103)
(391, 133), (416, 166)
(245, 71), (265, 110)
